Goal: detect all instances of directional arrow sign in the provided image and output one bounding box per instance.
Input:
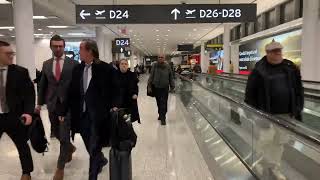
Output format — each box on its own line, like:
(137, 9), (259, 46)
(120, 47), (124, 53)
(80, 10), (91, 20)
(171, 8), (181, 20)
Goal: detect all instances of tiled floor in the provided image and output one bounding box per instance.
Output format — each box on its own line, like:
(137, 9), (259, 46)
(0, 75), (214, 180)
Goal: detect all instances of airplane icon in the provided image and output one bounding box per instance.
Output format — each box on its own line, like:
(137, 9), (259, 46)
(186, 9), (196, 15)
(95, 10), (106, 16)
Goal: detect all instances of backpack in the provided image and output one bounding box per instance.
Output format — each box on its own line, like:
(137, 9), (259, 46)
(28, 113), (49, 154)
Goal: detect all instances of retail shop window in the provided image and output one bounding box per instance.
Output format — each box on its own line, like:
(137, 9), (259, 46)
(299, 0), (303, 18)
(235, 25), (241, 40)
(283, 0), (295, 23)
(256, 15), (263, 32)
(266, 9), (276, 29)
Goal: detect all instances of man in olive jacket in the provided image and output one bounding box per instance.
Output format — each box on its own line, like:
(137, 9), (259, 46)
(148, 56), (175, 125)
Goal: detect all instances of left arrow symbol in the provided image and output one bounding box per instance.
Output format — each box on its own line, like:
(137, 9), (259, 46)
(80, 10), (91, 20)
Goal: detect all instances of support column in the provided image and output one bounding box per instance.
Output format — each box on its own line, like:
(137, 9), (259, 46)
(200, 41), (208, 73)
(13, 0), (36, 79)
(95, 26), (105, 61)
(103, 34), (113, 63)
(301, 0), (320, 81)
(223, 24), (231, 73)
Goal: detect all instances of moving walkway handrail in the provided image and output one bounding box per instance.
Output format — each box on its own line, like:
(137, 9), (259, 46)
(177, 74), (320, 146)
(221, 72), (320, 86)
(194, 73), (320, 99)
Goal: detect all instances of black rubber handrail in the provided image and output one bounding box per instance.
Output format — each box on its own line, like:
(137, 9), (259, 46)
(222, 72), (320, 84)
(177, 74), (320, 146)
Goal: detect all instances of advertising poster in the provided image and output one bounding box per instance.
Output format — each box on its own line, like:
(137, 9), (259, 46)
(239, 29), (302, 75)
(65, 42), (81, 61)
(209, 50), (224, 73)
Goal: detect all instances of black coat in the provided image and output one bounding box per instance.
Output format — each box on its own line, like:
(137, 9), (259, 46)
(245, 56), (304, 120)
(6, 65), (35, 119)
(115, 70), (140, 123)
(61, 60), (119, 145)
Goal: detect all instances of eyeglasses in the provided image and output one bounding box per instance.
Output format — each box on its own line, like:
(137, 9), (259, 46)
(3, 52), (16, 57)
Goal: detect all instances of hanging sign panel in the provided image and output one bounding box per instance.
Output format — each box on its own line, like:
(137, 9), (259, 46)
(76, 4), (257, 24)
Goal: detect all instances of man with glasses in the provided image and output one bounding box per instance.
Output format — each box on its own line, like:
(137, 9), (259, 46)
(36, 35), (78, 180)
(148, 56), (175, 125)
(0, 41), (35, 180)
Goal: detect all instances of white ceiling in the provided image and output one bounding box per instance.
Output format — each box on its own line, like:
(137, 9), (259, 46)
(0, 0), (290, 56)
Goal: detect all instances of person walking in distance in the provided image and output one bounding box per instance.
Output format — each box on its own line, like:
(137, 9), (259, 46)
(36, 35), (78, 180)
(0, 41), (35, 180)
(148, 56), (175, 125)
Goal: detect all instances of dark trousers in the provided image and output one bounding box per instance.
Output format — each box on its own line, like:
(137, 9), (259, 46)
(49, 112), (73, 169)
(154, 87), (169, 120)
(0, 113), (33, 174)
(80, 112), (105, 180)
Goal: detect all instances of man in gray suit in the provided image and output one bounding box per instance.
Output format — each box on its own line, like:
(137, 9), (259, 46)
(36, 35), (78, 180)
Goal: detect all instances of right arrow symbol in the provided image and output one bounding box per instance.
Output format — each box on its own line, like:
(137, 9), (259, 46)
(80, 10), (91, 20)
(171, 8), (181, 20)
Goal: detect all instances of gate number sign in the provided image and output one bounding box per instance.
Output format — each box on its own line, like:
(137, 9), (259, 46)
(76, 4), (257, 24)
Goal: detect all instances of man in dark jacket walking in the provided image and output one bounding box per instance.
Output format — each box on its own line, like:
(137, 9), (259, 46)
(245, 40), (304, 121)
(148, 56), (175, 125)
(59, 39), (119, 180)
(0, 41), (35, 180)
(245, 40), (303, 180)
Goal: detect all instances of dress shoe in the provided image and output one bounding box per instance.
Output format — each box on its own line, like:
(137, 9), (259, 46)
(53, 169), (64, 180)
(20, 174), (31, 180)
(98, 157), (108, 174)
(66, 144), (76, 163)
(161, 119), (166, 126)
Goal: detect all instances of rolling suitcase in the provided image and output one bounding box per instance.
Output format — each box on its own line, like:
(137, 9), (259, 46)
(109, 109), (137, 180)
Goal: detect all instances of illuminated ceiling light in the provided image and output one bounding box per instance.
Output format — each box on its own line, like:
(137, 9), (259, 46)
(0, 0), (11, 4)
(193, 28), (197, 31)
(133, 34), (137, 36)
(156, 35), (160, 36)
(38, 29), (42, 31)
(33, 16), (48, 19)
(47, 26), (69, 29)
(68, 32), (86, 36)
(34, 33), (44, 36)
(155, 29), (159, 32)
(0, 34), (4, 37)
(167, 29), (171, 32)
(0, 26), (14, 30)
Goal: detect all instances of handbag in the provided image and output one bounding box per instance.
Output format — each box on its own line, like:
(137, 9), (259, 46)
(147, 84), (155, 97)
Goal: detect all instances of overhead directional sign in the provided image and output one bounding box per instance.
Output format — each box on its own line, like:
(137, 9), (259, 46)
(112, 38), (131, 53)
(76, 4), (257, 24)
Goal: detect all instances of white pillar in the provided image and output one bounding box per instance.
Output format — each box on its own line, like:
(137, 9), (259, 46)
(13, 0), (36, 79)
(200, 41), (209, 73)
(301, 0), (320, 81)
(96, 26), (105, 61)
(223, 24), (231, 73)
(231, 44), (239, 74)
(104, 35), (113, 63)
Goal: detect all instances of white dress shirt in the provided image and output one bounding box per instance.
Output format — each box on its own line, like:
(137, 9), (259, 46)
(84, 62), (93, 91)
(0, 66), (8, 114)
(52, 54), (65, 76)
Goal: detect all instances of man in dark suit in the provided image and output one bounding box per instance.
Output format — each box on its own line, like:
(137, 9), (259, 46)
(0, 41), (35, 180)
(36, 35), (78, 180)
(59, 39), (119, 180)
